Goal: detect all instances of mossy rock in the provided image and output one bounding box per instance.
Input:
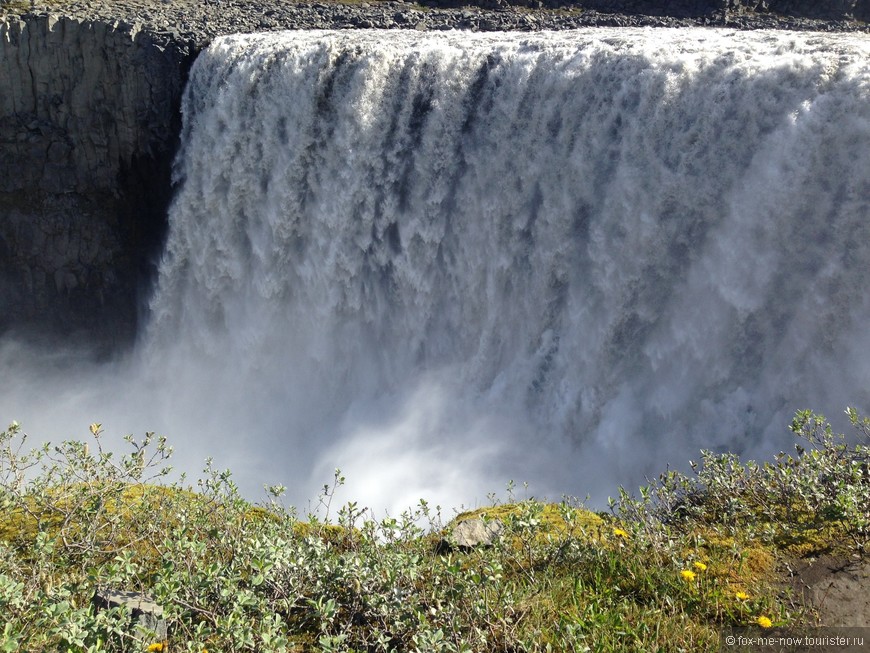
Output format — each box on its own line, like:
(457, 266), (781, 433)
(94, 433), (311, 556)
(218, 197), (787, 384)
(450, 500), (606, 544)
(290, 519), (357, 547)
(0, 482), (199, 544)
(0, 481), (361, 571)
(0, 482), (227, 576)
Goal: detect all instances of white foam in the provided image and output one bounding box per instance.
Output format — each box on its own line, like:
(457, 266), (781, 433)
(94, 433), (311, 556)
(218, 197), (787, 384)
(4, 28), (870, 514)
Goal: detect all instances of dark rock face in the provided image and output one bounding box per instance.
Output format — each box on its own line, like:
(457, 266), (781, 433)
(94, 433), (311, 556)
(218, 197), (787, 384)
(0, 2), (866, 349)
(731, 0), (870, 21)
(536, 0), (870, 20)
(0, 15), (191, 347)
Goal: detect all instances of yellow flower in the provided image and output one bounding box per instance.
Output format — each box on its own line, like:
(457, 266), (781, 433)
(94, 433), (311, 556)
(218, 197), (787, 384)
(680, 569), (696, 582)
(146, 644), (165, 653)
(612, 527), (629, 539)
(757, 615), (773, 628)
(735, 591), (750, 601)
(693, 561), (707, 572)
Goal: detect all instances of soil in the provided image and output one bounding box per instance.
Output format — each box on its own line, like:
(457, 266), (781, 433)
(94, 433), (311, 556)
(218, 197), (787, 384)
(788, 554), (870, 627)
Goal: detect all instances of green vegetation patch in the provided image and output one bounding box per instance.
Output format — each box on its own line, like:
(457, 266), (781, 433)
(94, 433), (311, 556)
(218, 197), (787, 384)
(0, 409), (867, 651)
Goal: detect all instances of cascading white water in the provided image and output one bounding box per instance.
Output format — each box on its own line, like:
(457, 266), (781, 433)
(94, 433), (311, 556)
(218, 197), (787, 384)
(3, 28), (870, 513)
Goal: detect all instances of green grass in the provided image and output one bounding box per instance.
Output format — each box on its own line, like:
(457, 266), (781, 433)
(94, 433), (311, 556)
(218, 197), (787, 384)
(0, 409), (868, 652)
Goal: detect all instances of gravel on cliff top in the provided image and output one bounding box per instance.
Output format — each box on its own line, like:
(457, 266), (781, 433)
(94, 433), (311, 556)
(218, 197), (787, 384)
(4, 0), (867, 49)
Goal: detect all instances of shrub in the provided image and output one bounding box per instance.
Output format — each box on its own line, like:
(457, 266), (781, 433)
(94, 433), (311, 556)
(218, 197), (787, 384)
(611, 407), (870, 556)
(1, 409), (867, 651)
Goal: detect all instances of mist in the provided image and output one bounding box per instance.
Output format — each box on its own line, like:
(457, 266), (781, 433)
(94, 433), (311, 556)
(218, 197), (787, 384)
(2, 28), (870, 516)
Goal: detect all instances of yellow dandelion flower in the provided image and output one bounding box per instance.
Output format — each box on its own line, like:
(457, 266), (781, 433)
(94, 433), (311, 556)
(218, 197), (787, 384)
(735, 591), (750, 601)
(146, 644), (165, 653)
(757, 615), (773, 628)
(612, 527), (629, 539)
(693, 561), (707, 572)
(680, 569), (696, 582)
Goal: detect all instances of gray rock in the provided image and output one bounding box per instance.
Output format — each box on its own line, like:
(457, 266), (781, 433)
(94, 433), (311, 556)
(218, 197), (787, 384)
(93, 589), (168, 640)
(452, 517), (504, 548)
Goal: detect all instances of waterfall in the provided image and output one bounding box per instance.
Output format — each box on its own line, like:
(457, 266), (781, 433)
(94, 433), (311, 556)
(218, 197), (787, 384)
(6, 28), (870, 512)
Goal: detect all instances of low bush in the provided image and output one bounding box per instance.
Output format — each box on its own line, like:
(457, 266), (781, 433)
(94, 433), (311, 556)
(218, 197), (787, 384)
(1, 409), (867, 652)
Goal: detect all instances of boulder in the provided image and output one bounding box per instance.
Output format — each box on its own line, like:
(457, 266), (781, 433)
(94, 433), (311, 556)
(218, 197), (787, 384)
(93, 589), (168, 641)
(451, 517), (504, 549)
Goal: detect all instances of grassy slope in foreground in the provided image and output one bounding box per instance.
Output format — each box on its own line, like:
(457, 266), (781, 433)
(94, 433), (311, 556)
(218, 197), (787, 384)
(0, 409), (868, 652)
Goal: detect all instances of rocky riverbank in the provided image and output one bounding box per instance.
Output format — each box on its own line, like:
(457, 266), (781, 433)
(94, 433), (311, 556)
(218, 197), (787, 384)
(5, 0), (869, 52)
